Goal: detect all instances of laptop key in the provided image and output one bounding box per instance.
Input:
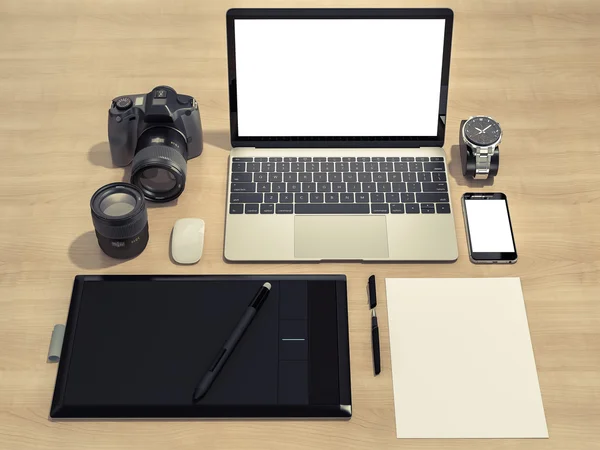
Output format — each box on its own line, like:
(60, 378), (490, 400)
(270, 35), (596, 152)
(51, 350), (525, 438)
(299, 173), (312, 182)
(350, 162), (364, 172)
(418, 172), (432, 182)
(357, 157), (371, 162)
(277, 162), (290, 172)
(306, 162), (320, 172)
(247, 162), (261, 172)
(401, 157), (415, 162)
(342, 157), (356, 162)
(391, 204), (405, 214)
(380, 162), (393, 171)
(422, 182), (448, 192)
(358, 173), (372, 182)
(409, 162), (423, 172)
(424, 162), (446, 172)
(255, 157), (268, 162)
(317, 183), (331, 193)
(436, 203), (451, 214)
(401, 193), (415, 203)
(343, 172), (357, 182)
(421, 203), (435, 210)
(231, 183), (256, 193)
(347, 183), (361, 192)
(270, 173), (283, 182)
(403, 172), (417, 182)
(314, 172), (328, 182)
(371, 193), (384, 203)
(372, 157), (385, 162)
(431, 157), (444, 162)
(232, 157), (253, 162)
(365, 162), (379, 172)
(262, 162), (276, 172)
(335, 163), (350, 172)
(287, 183), (301, 192)
(371, 204), (389, 214)
(256, 183), (270, 193)
(260, 204), (274, 214)
(356, 193), (369, 203)
(255, 173), (268, 182)
(394, 162), (409, 172)
(386, 193), (400, 203)
(302, 183), (316, 193)
(363, 183), (376, 192)
(329, 173), (342, 182)
(276, 204), (294, 214)
(245, 204), (259, 214)
(416, 157), (430, 162)
(295, 193), (309, 203)
(280, 193), (293, 203)
(230, 193), (262, 203)
(332, 183), (346, 192)
(386, 157), (400, 162)
(433, 172), (447, 182)
(407, 183), (421, 193)
(377, 183), (392, 193)
(291, 163), (305, 172)
(416, 193), (450, 203)
(229, 204), (243, 214)
(421, 207), (436, 214)
(392, 182), (407, 192)
(265, 193), (278, 203)
(325, 193), (339, 203)
(284, 173), (297, 182)
(328, 157), (341, 162)
(269, 157), (283, 162)
(313, 157), (326, 162)
(232, 173), (252, 182)
(284, 157), (297, 162)
(341, 193), (354, 203)
(310, 193), (324, 203)
(299, 157), (312, 162)
(232, 163), (245, 172)
(296, 204), (370, 214)
(321, 162), (334, 172)
(273, 183), (286, 193)
(373, 173), (387, 182)
(406, 204), (420, 214)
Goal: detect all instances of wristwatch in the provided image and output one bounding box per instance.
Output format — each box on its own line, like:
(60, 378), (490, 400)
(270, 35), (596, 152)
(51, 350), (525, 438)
(461, 116), (502, 179)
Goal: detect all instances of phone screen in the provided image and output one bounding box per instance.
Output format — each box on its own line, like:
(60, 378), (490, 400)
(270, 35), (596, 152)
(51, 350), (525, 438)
(464, 198), (515, 253)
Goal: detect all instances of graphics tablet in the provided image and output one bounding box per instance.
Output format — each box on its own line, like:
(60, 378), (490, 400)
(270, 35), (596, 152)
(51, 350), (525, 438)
(50, 275), (351, 419)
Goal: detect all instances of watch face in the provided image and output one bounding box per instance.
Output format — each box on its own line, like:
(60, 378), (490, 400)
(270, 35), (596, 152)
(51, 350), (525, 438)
(464, 117), (501, 146)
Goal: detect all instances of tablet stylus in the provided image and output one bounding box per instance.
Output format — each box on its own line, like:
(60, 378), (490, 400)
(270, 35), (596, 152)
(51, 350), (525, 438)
(192, 282), (272, 402)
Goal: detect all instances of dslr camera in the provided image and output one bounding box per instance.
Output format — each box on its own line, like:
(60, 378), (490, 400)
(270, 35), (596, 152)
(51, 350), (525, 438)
(108, 86), (203, 202)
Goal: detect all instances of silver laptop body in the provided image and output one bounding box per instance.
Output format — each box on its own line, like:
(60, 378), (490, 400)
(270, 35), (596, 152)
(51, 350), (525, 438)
(224, 8), (458, 262)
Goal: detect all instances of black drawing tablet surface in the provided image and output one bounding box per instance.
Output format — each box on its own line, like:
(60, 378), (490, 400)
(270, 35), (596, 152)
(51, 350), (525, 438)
(50, 275), (351, 419)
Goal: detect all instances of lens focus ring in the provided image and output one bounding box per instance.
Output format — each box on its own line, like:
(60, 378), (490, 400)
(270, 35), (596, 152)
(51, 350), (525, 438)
(90, 183), (148, 240)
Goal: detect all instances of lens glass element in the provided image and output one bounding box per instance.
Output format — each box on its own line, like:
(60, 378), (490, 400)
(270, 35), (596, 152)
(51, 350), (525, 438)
(139, 167), (177, 193)
(99, 192), (137, 217)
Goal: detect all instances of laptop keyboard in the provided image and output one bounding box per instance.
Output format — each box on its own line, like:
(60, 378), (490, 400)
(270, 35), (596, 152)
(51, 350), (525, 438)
(229, 156), (451, 215)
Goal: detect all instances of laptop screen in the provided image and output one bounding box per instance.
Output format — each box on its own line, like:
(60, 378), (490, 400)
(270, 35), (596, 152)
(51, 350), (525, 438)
(227, 10), (454, 147)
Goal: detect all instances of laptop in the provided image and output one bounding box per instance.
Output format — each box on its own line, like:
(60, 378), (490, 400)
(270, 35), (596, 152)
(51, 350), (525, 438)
(224, 8), (458, 262)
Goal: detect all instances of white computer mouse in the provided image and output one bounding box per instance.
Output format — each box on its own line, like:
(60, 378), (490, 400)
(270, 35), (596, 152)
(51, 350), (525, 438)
(171, 218), (205, 264)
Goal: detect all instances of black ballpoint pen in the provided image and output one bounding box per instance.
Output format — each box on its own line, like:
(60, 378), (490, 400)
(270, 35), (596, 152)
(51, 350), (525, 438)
(368, 275), (381, 375)
(193, 282), (272, 402)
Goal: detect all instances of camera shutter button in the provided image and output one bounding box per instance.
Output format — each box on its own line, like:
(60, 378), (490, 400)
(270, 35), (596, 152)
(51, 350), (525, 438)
(115, 97), (133, 111)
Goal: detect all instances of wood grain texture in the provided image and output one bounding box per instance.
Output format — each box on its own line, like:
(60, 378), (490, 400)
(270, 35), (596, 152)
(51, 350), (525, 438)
(0, 0), (599, 449)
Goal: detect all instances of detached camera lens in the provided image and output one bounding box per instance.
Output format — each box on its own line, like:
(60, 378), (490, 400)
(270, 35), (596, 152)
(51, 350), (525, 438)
(131, 127), (187, 203)
(90, 182), (149, 259)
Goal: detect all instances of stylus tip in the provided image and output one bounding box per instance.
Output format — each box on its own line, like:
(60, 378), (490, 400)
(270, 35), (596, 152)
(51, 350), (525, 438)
(263, 282), (272, 290)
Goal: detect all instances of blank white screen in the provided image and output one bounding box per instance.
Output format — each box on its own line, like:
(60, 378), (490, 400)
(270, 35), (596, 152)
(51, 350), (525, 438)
(465, 200), (515, 253)
(234, 19), (446, 137)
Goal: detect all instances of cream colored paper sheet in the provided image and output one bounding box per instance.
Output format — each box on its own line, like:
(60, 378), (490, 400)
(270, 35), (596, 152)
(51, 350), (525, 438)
(385, 278), (548, 439)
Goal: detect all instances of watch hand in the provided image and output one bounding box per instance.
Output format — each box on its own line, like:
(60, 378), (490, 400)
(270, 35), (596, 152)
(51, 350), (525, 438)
(475, 127), (483, 133)
(482, 125), (492, 133)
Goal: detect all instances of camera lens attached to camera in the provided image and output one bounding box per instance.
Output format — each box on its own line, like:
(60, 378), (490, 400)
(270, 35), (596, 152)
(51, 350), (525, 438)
(90, 182), (149, 259)
(131, 127), (188, 202)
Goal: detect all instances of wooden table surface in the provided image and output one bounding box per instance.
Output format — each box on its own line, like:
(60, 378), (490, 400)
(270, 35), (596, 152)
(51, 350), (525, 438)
(1, 0), (599, 449)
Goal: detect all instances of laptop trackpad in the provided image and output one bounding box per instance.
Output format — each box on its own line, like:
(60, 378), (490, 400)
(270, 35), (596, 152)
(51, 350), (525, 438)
(294, 216), (389, 259)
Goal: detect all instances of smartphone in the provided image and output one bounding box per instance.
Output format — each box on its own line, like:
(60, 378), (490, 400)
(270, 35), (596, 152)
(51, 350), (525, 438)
(462, 193), (518, 264)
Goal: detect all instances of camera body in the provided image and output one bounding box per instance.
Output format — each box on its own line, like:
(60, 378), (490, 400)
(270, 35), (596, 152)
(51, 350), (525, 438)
(108, 86), (202, 166)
